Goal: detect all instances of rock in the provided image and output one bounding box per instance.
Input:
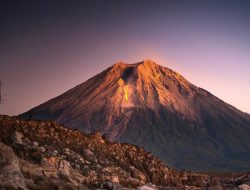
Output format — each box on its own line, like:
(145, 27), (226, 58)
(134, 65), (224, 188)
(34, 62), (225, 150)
(0, 142), (27, 189)
(127, 177), (145, 187)
(101, 181), (113, 190)
(33, 141), (39, 147)
(111, 175), (120, 183)
(82, 148), (97, 163)
(64, 148), (70, 154)
(137, 185), (158, 190)
(102, 181), (123, 190)
(38, 146), (46, 152)
(41, 157), (58, 178)
(58, 182), (78, 190)
(75, 163), (81, 169)
(12, 131), (23, 144)
(41, 156), (59, 167)
(112, 183), (123, 190)
(238, 184), (250, 190)
(130, 167), (147, 183)
(64, 148), (70, 152)
(58, 159), (72, 181)
(70, 170), (86, 184)
(96, 164), (102, 169)
(20, 159), (44, 179)
(24, 179), (36, 189)
(85, 160), (91, 164)
(23, 137), (30, 144)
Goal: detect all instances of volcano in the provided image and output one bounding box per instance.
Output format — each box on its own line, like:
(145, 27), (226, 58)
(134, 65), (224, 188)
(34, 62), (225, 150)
(20, 60), (250, 171)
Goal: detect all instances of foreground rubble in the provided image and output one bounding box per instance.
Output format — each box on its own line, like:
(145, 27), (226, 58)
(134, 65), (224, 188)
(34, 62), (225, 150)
(0, 115), (249, 189)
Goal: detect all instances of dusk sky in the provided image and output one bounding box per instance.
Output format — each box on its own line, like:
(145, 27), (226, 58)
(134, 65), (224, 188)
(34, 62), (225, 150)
(1, 0), (250, 115)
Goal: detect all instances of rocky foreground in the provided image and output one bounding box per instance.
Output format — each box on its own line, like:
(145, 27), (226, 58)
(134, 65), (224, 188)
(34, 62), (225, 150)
(0, 115), (249, 190)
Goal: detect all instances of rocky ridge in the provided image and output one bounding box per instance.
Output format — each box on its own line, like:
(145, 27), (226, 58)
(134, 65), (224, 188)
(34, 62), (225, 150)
(1, 115), (250, 189)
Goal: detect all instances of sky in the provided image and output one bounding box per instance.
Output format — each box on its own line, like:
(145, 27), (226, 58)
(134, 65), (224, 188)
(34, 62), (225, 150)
(0, 0), (250, 115)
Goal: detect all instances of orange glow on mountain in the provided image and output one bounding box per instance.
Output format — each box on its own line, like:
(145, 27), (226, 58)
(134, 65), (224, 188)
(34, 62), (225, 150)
(124, 85), (129, 102)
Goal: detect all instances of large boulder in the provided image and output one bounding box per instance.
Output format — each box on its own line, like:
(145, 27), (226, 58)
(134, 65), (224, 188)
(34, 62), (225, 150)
(0, 142), (27, 189)
(58, 159), (72, 181)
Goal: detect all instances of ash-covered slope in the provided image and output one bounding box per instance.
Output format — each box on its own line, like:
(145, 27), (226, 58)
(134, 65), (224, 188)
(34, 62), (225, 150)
(20, 60), (250, 171)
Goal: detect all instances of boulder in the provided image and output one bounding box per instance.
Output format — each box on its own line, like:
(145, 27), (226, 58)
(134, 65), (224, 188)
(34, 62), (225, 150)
(38, 146), (46, 152)
(58, 159), (72, 181)
(111, 175), (120, 183)
(127, 177), (145, 187)
(41, 156), (59, 167)
(0, 142), (27, 189)
(20, 159), (44, 179)
(12, 131), (23, 144)
(101, 181), (123, 190)
(130, 167), (147, 183)
(82, 148), (97, 163)
(64, 148), (70, 153)
(33, 141), (39, 147)
(238, 184), (250, 190)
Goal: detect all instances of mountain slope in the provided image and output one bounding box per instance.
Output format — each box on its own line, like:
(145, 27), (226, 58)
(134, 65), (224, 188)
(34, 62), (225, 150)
(20, 60), (250, 171)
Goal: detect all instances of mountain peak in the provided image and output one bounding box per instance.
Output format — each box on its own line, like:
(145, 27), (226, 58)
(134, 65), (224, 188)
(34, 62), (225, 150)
(20, 60), (250, 171)
(110, 59), (166, 86)
(109, 60), (193, 111)
(112, 59), (160, 69)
